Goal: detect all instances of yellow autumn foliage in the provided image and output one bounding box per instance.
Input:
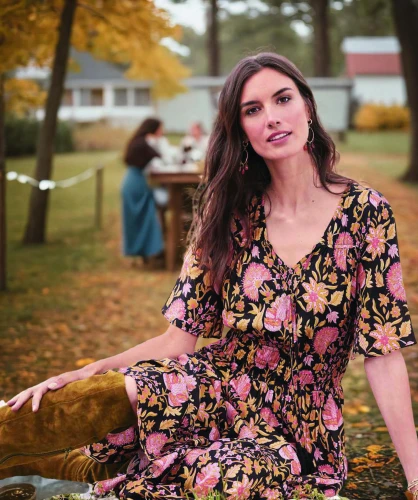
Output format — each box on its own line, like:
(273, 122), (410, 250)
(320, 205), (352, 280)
(4, 78), (46, 116)
(354, 103), (410, 131)
(0, 0), (190, 99)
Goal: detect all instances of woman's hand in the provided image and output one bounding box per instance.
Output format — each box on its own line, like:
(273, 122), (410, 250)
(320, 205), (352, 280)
(6, 366), (95, 412)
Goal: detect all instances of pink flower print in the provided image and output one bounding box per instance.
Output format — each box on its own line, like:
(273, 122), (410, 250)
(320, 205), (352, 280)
(369, 191), (383, 208)
(318, 464), (335, 475)
(388, 244), (399, 258)
(279, 444), (302, 475)
(265, 389), (274, 403)
(94, 475), (127, 495)
(386, 262), (406, 302)
(255, 345), (280, 369)
(238, 418), (259, 439)
(326, 311), (339, 324)
(222, 309), (235, 328)
(261, 488), (282, 500)
(314, 447), (324, 461)
(242, 263), (272, 301)
(370, 322), (400, 354)
(324, 489), (337, 497)
(341, 213), (348, 227)
(298, 370), (314, 386)
(209, 424), (220, 441)
(365, 224), (386, 260)
(251, 245), (260, 258)
(322, 394), (343, 430)
(184, 447), (208, 466)
(334, 232), (353, 271)
(209, 380), (222, 402)
(260, 407), (279, 427)
(146, 432), (168, 456)
(356, 262), (366, 291)
(314, 327), (339, 355)
(230, 373), (252, 401)
(225, 401), (238, 425)
(264, 294), (292, 332)
(150, 451), (178, 477)
(164, 298), (186, 322)
(163, 372), (195, 407)
(225, 474), (253, 499)
(182, 282), (192, 296)
(106, 426), (136, 446)
(302, 278), (329, 314)
(194, 462), (221, 496)
(177, 353), (189, 365)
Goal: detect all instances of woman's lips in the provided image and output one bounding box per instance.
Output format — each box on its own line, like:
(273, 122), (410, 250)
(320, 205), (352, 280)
(267, 132), (292, 144)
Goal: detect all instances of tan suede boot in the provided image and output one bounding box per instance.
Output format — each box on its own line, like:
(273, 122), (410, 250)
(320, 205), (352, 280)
(0, 371), (136, 474)
(0, 449), (130, 482)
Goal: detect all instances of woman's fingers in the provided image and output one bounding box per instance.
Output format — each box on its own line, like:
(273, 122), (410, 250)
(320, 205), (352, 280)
(5, 371), (82, 412)
(31, 387), (47, 412)
(8, 389), (34, 411)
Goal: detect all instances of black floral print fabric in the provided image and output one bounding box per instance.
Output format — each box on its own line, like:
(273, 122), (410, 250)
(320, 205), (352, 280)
(83, 181), (416, 499)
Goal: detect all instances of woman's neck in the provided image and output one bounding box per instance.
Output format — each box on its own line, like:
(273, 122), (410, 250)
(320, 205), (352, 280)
(264, 155), (320, 216)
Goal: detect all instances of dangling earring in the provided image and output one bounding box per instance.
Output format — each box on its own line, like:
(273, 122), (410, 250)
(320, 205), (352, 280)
(304, 119), (315, 151)
(239, 139), (249, 175)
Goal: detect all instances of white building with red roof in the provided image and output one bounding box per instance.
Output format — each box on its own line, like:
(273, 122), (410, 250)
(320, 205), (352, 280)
(341, 36), (406, 105)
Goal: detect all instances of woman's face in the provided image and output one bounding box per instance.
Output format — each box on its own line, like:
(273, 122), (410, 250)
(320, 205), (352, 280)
(239, 67), (311, 162)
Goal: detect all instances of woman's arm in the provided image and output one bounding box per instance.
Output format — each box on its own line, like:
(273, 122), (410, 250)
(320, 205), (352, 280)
(86, 324), (198, 375)
(8, 325), (197, 412)
(364, 350), (418, 483)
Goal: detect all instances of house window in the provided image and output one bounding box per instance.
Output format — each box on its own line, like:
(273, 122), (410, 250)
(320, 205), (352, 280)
(62, 89), (73, 106)
(80, 88), (103, 106)
(134, 88), (151, 106)
(114, 88), (128, 106)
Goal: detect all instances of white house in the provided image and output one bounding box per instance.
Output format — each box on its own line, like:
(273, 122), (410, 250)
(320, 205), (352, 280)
(341, 36), (406, 106)
(31, 50), (352, 135)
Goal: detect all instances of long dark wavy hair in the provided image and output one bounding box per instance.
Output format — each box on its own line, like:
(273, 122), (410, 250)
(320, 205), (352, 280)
(124, 117), (162, 164)
(191, 53), (351, 286)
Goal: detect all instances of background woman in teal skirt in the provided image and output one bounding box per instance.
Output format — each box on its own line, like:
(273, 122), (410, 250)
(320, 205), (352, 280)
(121, 118), (165, 262)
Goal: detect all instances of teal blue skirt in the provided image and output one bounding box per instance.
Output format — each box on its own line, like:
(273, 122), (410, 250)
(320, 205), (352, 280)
(121, 167), (164, 257)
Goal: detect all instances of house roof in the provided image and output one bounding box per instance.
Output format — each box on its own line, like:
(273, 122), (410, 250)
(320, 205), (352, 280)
(341, 36), (400, 54)
(67, 50), (127, 81)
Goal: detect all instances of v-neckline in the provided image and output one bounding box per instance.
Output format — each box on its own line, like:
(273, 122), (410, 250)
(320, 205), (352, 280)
(260, 182), (353, 273)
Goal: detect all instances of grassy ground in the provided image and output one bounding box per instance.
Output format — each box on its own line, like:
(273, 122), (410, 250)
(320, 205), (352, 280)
(1, 131), (418, 499)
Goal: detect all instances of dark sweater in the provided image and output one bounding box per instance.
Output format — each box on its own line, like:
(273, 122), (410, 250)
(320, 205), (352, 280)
(124, 137), (160, 169)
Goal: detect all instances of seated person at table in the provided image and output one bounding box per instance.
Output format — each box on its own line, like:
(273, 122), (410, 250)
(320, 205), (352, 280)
(179, 122), (209, 164)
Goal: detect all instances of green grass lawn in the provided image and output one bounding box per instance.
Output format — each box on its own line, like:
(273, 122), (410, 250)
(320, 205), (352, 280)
(337, 130), (410, 156)
(2, 151), (126, 327)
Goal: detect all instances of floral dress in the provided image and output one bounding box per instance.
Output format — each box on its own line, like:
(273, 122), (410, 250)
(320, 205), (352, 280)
(84, 181), (416, 499)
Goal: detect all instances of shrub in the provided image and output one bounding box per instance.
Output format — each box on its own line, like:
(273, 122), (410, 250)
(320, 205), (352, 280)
(73, 121), (131, 151)
(5, 115), (74, 156)
(354, 103), (410, 131)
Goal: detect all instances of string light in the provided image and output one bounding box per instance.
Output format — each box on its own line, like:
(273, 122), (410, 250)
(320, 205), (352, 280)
(6, 165), (103, 190)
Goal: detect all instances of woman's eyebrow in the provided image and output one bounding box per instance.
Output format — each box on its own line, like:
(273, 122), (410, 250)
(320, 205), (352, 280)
(240, 87), (293, 109)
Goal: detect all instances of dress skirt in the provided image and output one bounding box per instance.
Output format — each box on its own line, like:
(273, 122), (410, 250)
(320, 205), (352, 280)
(121, 167), (164, 257)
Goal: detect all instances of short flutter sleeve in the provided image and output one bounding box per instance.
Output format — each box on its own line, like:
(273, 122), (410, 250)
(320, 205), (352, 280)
(161, 247), (224, 338)
(351, 193), (416, 358)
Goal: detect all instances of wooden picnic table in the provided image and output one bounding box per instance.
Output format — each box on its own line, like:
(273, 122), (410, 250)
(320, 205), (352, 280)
(149, 169), (202, 272)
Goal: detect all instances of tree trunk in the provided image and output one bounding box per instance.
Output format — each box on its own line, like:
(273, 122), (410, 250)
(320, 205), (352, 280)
(311, 0), (331, 77)
(0, 74), (6, 290)
(392, 0), (418, 182)
(23, 0), (77, 244)
(207, 0), (220, 76)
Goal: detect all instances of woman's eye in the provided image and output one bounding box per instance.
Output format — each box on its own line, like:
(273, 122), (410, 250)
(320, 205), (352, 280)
(278, 96), (291, 104)
(245, 107), (258, 116)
